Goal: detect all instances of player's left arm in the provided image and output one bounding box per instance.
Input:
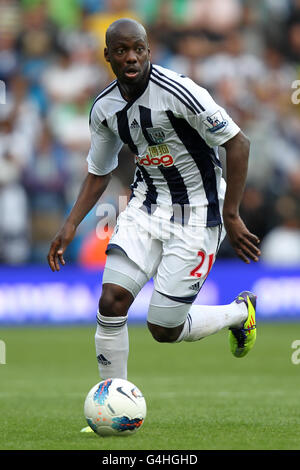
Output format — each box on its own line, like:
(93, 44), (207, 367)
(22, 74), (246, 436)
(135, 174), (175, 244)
(176, 82), (261, 263)
(221, 131), (261, 264)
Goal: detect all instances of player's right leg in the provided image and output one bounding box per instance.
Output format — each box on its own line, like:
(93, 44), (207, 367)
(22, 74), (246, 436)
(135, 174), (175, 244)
(95, 205), (163, 380)
(95, 248), (149, 381)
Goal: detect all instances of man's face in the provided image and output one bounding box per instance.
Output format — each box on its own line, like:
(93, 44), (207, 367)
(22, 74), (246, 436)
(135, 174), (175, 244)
(104, 27), (150, 86)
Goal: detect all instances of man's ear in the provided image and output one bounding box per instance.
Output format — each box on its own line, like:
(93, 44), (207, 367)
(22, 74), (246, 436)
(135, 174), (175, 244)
(104, 48), (110, 62)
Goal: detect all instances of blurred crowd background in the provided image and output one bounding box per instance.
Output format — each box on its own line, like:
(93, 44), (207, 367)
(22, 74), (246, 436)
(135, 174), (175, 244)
(0, 0), (300, 268)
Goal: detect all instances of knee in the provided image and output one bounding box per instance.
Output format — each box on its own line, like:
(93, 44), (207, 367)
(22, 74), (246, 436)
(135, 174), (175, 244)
(147, 322), (183, 343)
(99, 283), (134, 317)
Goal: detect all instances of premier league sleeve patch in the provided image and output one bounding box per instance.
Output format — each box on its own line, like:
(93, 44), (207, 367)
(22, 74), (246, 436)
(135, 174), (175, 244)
(203, 111), (228, 134)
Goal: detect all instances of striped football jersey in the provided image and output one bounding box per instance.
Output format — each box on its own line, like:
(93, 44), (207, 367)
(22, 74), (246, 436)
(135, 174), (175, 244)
(87, 64), (240, 227)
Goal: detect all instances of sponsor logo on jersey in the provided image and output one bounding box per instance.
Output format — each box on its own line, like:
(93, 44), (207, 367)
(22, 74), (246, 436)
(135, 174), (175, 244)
(204, 111), (228, 133)
(148, 143), (170, 157)
(136, 144), (174, 167)
(136, 153), (174, 167)
(146, 127), (165, 143)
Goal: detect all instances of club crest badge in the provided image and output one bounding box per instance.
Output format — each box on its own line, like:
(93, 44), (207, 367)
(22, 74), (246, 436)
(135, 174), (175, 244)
(146, 127), (166, 144)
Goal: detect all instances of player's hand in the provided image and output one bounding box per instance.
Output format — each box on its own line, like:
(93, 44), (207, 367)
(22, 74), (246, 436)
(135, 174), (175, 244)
(223, 214), (260, 264)
(47, 222), (76, 272)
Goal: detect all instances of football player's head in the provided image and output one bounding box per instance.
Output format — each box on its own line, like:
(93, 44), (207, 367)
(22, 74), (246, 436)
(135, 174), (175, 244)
(104, 18), (151, 86)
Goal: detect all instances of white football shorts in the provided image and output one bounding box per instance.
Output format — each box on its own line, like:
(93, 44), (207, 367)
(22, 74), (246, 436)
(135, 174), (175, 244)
(105, 205), (225, 302)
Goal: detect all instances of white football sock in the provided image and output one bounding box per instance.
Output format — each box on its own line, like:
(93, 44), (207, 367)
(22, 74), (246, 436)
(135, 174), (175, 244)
(95, 312), (129, 380)
(176, 301), (248, 342)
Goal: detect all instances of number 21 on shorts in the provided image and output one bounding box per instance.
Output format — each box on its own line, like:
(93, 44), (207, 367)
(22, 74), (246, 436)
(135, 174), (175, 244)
(190, 251), (214, 279)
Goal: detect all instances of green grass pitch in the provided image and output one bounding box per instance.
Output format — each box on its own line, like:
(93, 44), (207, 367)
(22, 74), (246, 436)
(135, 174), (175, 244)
(1, 323), (300, 450)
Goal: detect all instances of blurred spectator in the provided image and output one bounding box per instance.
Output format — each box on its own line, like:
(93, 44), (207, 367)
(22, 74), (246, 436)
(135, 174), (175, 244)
(165, 32), (213, 83)
(287, 19), (300, 63)
(239, 185), (277, 243)
(0, 182), (30, 264)
(42, 37), (107, 149)
(16, 2), (59, 113)
(187, 0), (242, 35)
(17, 3), (58, 60)
(136, 0), (191, 28)
(0, 79), (33, 263)
(0, 0), (22, 38)
(0, 35), (19, 83)
(46, 0), (82, 30)
(218, 184), (277, 260)
(199, 30), (265, 93)
(260, 194), (300, 266)
(47, 88), (91, 151)
(0, 74), (40, 170)
(137, 0), (242, 34)
(42, 47), (95, 104)
(22, 124), (67, 262)
(21, 0), (82, 30)
(142, 29), (172, 67)
(0, 1), (21, 83)
(84, 0), (141, 75)
(260, 0), (290, 46)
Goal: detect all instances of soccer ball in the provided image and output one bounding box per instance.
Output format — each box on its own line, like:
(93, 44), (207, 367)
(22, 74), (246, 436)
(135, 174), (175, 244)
(84, 378), (147, 436)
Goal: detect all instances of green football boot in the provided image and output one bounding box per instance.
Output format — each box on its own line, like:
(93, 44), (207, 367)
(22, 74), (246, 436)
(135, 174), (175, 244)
(229, 291), (257, 358)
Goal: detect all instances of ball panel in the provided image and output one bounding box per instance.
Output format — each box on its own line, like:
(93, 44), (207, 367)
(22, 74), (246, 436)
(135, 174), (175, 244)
(112, 416), (144, 433)
(93, 379), (113, 405)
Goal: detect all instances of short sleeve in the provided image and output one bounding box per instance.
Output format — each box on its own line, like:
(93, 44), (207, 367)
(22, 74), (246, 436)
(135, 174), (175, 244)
(87, 108), (123, 176)
(177, 81), (240, 147)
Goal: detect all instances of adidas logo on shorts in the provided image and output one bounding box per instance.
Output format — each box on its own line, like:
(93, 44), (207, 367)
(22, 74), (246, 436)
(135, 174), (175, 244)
(190, 281), (201, 292)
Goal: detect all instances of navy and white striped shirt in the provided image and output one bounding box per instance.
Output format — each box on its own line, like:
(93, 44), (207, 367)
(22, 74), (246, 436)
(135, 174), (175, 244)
(87, 64), (240, 227)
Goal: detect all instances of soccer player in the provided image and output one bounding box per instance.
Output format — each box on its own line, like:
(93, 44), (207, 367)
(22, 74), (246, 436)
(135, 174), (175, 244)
(47, 19), (260, 385)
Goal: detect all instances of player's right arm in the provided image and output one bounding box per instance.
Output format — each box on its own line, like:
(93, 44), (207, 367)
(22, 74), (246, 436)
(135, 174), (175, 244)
(47, 172), (111, 272)
(47, 103), (123, 272)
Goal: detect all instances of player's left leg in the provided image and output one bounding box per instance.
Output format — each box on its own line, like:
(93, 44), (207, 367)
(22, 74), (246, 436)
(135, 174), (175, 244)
(147, 223), (257, 357)
(147, 289), (249, 343)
